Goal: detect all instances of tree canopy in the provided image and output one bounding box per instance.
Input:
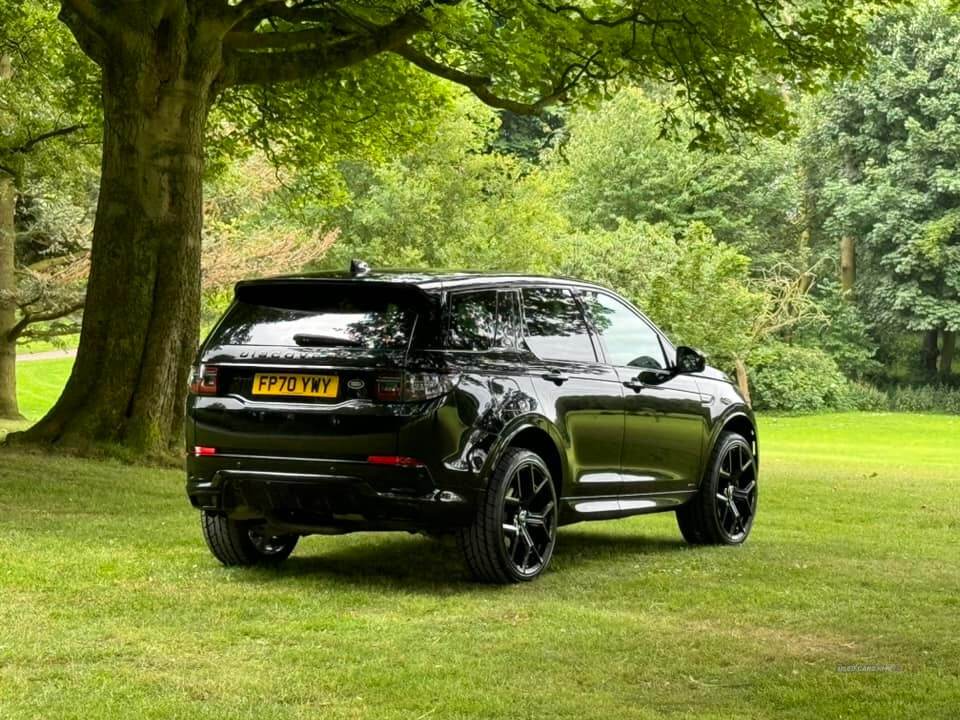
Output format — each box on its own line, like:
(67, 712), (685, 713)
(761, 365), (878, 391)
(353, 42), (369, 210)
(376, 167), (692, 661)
(0, 0), (98, 420)
(806, 1), (960, 375)
(5, 0), (896, 454)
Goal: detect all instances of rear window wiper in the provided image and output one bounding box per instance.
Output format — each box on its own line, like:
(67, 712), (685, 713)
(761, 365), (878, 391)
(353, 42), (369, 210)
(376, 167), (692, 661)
(293, 334), (362, 347)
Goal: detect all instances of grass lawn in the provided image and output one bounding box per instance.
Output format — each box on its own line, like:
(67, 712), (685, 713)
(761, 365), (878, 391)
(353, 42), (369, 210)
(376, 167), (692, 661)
(0, 358), (75, 440)
(0, 413), (957, 719)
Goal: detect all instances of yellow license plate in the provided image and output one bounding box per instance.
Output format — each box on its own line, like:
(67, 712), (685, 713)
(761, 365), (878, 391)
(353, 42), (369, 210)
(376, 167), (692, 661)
(252, 373), (339, 398)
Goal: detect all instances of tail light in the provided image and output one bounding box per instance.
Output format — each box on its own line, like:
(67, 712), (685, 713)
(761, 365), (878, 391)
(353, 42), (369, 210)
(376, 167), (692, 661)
(189, 364), (219, 395)
(374, 372), (457, 402)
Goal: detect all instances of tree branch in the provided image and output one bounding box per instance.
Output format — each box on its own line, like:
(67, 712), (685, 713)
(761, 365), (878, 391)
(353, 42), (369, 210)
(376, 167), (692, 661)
(61, 0), (111, 33)
(535, 1), (661, 28)
(226, 11), (427, 86)
(7, 300), (85, 343)
(393, 46), (571, 115)
(57, 0), (114, 65)
(9, 124), (87, 155)
(225, 1), (344, 33)
(226, 27), (348, 51)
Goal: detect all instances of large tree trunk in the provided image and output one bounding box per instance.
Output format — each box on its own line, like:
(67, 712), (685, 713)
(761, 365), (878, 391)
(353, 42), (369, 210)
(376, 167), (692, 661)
(0, 174), (21, 420)
(840, 235), (856, 295)
(734, 357), (752, 406)
(922, 329), (940, 376)
(9, 24), (220, 456)
(940, 330), (956, 379)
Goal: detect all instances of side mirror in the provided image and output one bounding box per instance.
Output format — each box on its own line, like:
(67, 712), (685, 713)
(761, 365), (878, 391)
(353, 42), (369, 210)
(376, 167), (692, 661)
(676, 346), (706, 374)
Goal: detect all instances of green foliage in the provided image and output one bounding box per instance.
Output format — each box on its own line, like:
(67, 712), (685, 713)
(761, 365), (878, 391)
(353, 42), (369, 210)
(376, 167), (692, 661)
(888, 384), (960, 414)
(415, 0), (881, 143)
(0, 0), (99, 351)
(488, 110), (565, 163)
(200, 153), (336, 327)
(559, 221), (764, 366)
(209, 55), (453, 187)
(841, 381), (890, 411)
(798, 279), (882, 378)
(317, 97), (565, 273)
(748, 341), (851, 412)
(551, 89), (804, 269)
(201, 0), (883, 187)
(807, 1), (960, 335)
(0, 0), (99, 182)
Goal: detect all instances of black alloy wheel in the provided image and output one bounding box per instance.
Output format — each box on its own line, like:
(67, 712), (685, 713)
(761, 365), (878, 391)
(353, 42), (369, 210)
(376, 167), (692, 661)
(460, 448), (559, 583)
(202, 511), (299, 566)
(676, 432), (758, 545)
(713, 440), (757, 542)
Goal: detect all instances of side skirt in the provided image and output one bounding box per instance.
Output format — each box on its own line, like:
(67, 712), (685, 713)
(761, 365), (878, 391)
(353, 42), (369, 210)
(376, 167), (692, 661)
(559, 491), (696, 525)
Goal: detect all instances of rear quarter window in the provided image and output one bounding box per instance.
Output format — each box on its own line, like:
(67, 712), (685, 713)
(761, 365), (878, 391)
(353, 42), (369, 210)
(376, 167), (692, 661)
(446, 290), (520, 351)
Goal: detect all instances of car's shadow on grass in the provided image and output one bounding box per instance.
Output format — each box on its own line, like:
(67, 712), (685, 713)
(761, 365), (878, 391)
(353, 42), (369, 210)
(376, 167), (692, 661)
(246, 527), (687, 593)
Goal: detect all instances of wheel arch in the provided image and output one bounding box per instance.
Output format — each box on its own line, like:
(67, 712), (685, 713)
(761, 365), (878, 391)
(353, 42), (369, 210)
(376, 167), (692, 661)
(712, 411), (758, 467)
(484, 418), (567, 500)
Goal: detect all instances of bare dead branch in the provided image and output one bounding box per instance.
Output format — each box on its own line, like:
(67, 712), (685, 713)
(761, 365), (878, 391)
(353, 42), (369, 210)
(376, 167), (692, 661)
(202, 228), (338, 293)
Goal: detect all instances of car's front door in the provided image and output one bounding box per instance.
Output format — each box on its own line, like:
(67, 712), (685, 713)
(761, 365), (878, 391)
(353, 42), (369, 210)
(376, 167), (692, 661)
(520, 287), (624, 512)
(581, 291), (707, 497)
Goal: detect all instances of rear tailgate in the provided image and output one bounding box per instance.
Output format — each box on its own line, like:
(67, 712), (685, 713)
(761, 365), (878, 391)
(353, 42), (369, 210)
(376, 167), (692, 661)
(189, 279), (438, 458)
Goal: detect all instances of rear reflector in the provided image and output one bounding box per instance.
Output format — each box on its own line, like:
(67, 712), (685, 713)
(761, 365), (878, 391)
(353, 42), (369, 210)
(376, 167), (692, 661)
(367, 455), (424, 467)
(193, 446), (218, 456)
(375, 377), (403, 402)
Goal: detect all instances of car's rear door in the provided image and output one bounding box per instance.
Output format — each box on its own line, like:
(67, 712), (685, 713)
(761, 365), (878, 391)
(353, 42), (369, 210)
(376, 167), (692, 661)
(580, 290), (707, 496)
(519, 286), (624, 511)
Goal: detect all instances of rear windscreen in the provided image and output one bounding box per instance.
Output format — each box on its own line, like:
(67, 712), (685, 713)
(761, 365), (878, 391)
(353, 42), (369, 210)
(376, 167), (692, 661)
(210, 284), (421, 349)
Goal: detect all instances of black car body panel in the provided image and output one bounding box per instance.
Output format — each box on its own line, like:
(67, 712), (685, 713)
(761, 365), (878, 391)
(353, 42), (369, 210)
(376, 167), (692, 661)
(186, 271), (757, 536)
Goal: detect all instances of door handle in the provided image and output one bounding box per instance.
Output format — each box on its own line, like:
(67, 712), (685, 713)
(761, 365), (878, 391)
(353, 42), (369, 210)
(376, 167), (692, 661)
(623, 379), (644, 393)
(541, 370), (569, 385)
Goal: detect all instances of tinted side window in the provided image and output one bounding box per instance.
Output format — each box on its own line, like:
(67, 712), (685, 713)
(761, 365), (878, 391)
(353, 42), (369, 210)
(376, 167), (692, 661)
(583, 291), (666, 370)
(521, 288), (596, 363)
(447, 290), (519, 351)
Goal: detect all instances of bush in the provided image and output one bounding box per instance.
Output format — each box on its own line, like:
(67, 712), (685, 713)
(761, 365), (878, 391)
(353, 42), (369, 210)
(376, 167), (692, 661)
(840, 381), (889, 411)
(748, 342), (850, 412)
(888, 385), (960, 414)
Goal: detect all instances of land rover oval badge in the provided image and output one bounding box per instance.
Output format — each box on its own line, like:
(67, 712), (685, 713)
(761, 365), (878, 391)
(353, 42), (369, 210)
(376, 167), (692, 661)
(347, 379), (365, 391)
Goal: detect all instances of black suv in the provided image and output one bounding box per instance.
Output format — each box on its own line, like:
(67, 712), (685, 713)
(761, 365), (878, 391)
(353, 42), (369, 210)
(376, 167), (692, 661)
(186, 267), (758, 583)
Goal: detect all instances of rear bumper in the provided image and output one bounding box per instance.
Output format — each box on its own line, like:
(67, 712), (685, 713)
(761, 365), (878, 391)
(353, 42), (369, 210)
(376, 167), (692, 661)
(186, 453), (477, 533)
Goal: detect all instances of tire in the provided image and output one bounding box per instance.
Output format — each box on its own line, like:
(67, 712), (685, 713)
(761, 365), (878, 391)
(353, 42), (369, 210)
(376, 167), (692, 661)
(201, 511), (298, 567)
(676, 431), (758, 546)
(458, 448), (559, 583)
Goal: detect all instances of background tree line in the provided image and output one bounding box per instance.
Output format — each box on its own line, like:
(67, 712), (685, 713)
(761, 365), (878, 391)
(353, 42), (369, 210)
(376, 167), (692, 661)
(266, 0), (960, 413)
(3, 0), (960, 453)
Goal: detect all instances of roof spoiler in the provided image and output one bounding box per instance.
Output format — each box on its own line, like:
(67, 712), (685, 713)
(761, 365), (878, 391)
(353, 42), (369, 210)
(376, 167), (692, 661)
(350, 259), (370, 276)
